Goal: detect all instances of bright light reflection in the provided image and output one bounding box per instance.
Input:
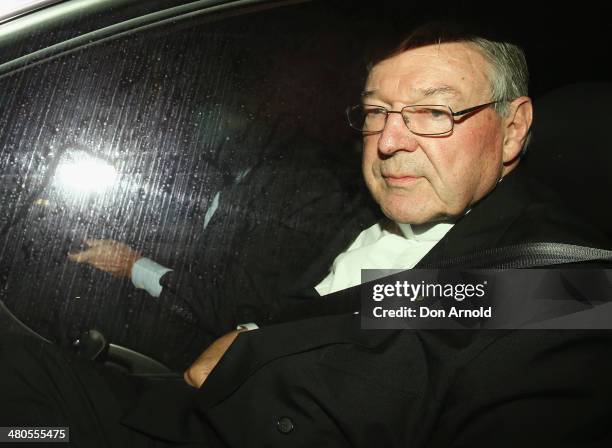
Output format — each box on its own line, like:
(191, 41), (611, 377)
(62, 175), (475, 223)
(54, 150), (117, 195)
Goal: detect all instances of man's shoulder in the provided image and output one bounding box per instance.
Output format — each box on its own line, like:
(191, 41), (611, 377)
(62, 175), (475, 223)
(446, 166), (610, 255)
(417, 166), (611, 267)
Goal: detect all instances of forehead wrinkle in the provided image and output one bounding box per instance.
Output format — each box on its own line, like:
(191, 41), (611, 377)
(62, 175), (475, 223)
(366, 69), (463, 106)
(367, 42), (492, 106)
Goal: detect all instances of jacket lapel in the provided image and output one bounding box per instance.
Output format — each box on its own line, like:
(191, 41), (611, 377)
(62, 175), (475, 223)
(285, 197), (379, 296)
(417, 168), (530, 267)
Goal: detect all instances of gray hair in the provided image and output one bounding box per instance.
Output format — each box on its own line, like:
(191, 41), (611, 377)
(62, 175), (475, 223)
(468, 37), (529, 117)
(377, 21), (530, 148)
(468, 37), (532, 150)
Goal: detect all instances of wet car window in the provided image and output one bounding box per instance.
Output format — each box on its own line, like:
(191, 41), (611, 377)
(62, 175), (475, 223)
(0, 1), (376, 368)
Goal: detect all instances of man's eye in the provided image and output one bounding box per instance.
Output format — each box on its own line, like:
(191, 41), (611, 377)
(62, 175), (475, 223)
(426, 108), (448, 119)
(418, 108), (448, 120)
(364, 108), (386, 116)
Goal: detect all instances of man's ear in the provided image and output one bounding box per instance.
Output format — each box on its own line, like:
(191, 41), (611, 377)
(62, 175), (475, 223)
(502, 96), (533, 163)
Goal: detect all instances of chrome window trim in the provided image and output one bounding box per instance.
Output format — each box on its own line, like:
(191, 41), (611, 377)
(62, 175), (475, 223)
(0, 0), (308, 78)
(0, 0), (66, 25)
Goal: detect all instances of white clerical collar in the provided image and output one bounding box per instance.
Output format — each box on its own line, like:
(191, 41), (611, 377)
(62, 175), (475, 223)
(395, 220), (454, 242)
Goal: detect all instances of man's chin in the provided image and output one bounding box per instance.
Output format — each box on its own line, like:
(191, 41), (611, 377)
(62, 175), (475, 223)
(380, 205), (440, 225)
(378, 199), (463, 225)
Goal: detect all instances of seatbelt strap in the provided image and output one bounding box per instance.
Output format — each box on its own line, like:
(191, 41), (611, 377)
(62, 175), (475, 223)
(270, 243), (612, 323)
(419, 242), (612, 269)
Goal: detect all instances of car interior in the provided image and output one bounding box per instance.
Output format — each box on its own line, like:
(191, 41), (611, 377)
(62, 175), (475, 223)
(0, 0), (610, 375)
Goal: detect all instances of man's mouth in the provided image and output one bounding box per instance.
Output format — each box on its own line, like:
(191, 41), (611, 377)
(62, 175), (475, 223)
(382, 174), (421, 186)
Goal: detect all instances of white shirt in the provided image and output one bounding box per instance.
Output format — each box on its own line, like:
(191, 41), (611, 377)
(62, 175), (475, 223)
(315, 220), (454, 296)
(131, 257), (173, 298)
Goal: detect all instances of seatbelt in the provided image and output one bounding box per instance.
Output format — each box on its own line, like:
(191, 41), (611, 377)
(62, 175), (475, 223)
(419, 242), (612, 269)
(270, 243), (612, 323)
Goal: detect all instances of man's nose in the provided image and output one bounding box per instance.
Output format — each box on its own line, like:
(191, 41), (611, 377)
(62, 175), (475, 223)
(377, 112), (419, 155)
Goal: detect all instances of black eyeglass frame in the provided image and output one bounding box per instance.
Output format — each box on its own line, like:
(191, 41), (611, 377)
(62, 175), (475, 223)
(346, 100), (506, 136)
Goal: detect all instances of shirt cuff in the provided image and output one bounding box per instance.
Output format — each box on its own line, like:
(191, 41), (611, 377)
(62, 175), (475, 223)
(131, 257), (173, 298)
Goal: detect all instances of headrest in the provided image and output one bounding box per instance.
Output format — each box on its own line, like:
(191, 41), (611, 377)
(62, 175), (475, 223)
(523, 83), (612, 237)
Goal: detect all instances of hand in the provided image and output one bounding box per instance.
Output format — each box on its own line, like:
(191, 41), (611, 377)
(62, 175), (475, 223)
(68, 239), (142, 278)
(184, 330), (243, 388)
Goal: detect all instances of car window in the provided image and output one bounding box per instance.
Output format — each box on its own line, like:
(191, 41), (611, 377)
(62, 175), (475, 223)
(0, 0), (379, 368)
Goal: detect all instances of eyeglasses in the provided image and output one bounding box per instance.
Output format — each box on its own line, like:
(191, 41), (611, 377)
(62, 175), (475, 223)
(346, 101), (502, 136)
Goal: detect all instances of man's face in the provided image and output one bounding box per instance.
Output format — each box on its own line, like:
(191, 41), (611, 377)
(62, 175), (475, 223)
(362, 42), (506, 224)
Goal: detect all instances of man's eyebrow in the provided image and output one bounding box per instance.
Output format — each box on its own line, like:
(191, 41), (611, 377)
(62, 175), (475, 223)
(361, 86), (459, 101)
(417, 85), (459, 98)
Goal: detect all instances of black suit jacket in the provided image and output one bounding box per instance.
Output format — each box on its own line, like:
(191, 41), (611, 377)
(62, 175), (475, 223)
(124, 165), (612, 447)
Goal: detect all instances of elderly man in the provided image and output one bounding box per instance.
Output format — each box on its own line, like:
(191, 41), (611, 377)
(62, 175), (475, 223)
(2, 22), (612, 447)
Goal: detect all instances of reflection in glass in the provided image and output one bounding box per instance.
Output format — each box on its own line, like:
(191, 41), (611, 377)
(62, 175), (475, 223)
(53, 150), (117, 195)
